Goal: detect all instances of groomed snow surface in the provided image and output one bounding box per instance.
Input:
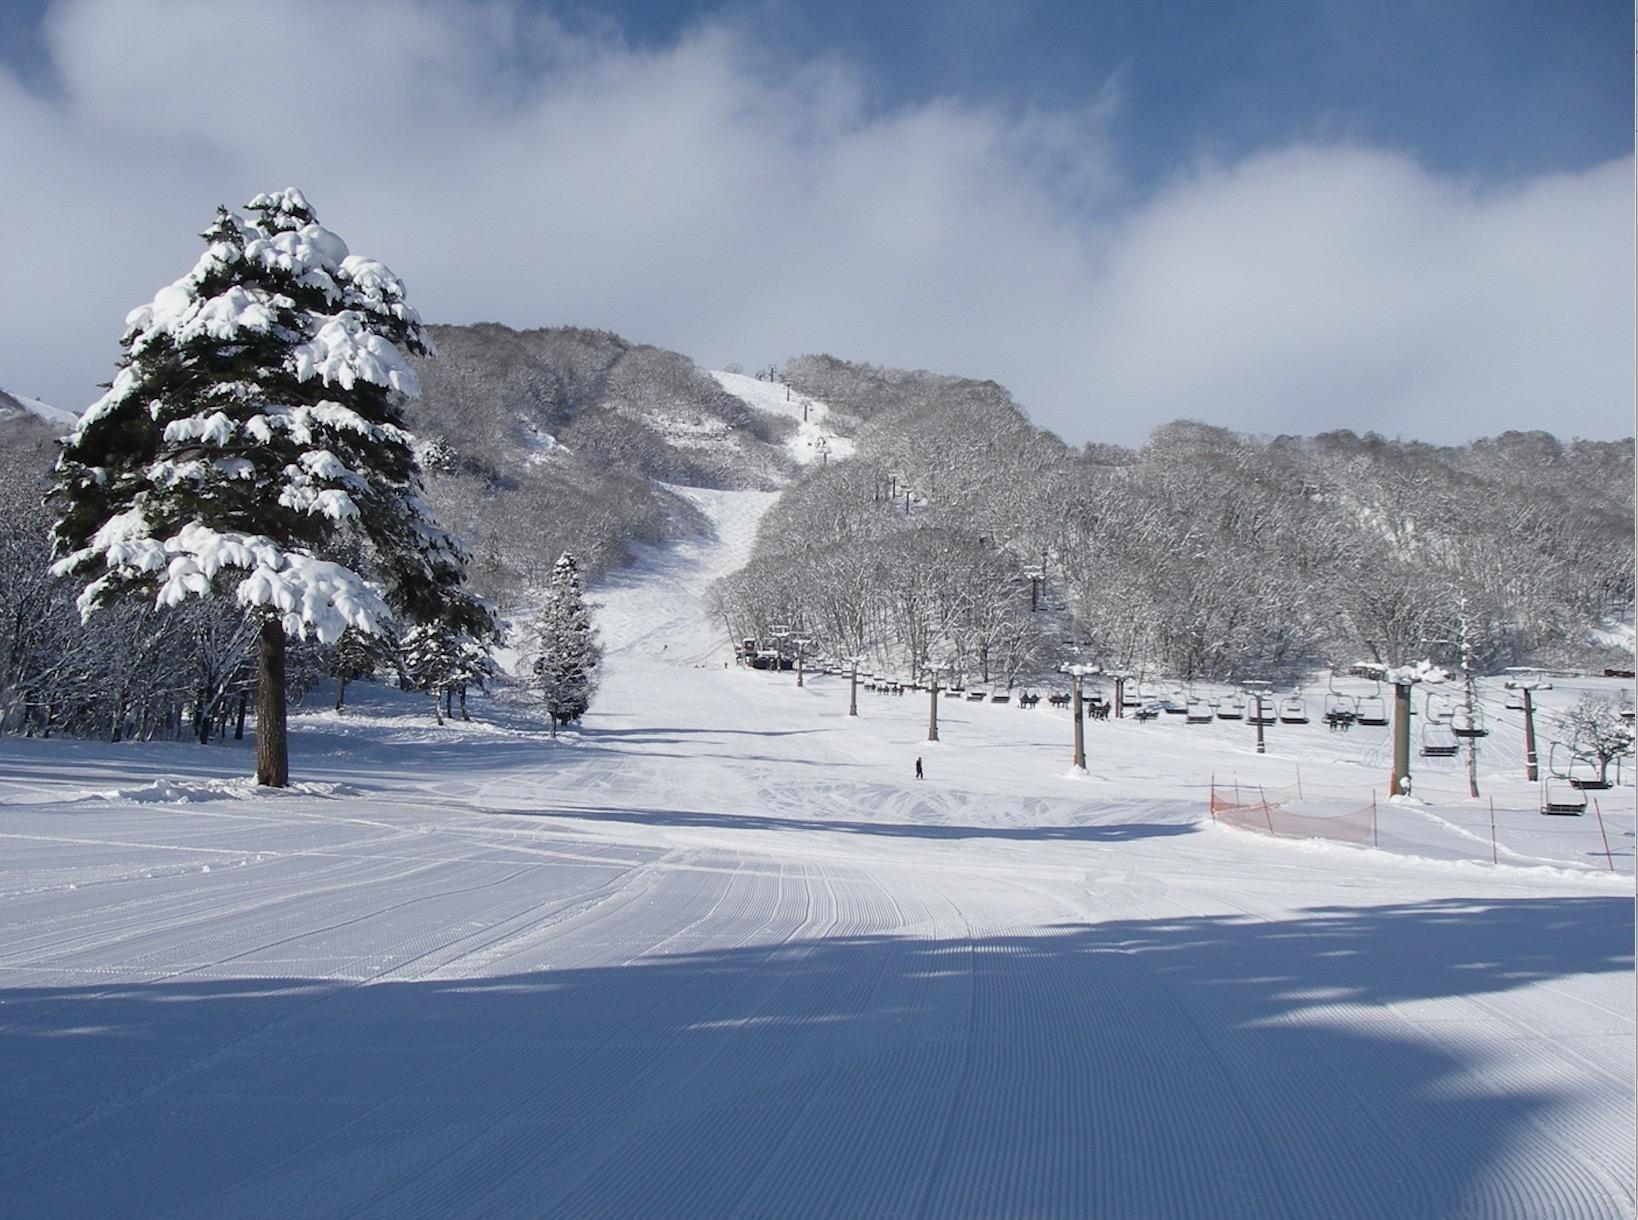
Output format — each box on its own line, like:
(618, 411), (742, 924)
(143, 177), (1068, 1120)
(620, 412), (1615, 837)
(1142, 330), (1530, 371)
(1, 486), (1632, 1218)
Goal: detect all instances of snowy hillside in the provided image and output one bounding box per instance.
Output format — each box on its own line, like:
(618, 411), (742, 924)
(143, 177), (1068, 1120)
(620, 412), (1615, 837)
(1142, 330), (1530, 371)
(1, 472), (1632, 1216)
(0, 386), (77, 434)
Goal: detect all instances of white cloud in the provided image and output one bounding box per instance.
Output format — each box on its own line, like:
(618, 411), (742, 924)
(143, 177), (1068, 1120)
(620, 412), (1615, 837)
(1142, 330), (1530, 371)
(1, 0), (1630, 447)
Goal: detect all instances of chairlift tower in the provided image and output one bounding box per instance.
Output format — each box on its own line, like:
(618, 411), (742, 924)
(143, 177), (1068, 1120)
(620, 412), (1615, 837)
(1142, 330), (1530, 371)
(1386, 661), (1448, 796)
(792, 637), (812, 687)
(1504, 669), (1553, 782)
(1060, 663), (1100, 771)
(924, 660), (952, 742)
(1109, 671), (1131, 719)
(846, 653), (866, 717)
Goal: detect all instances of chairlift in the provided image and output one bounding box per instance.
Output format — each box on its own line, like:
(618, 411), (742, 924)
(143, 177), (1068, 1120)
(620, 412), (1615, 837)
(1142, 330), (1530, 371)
(1247, 693), (1277, 726)
(1540, 779), (1588, 815)
(1214, 694), (1245, 721)
(1278, 693), (1309, 725)
(1356, 680), (1389, 726)
(1120, 686), (1145, 709)
(1186, 697), (1214, 724)
(1541, 744), (1589, 814)
(1424, 692), (1454, 727)
(1549, 741), (1610, 791)
(1322, 675), (1358, 728)
(1504, 687), (1526, 712)
(1449, 704), (1488, 739)
(1420, 720), (1460, 758)
(1323, 692), (1357, 721)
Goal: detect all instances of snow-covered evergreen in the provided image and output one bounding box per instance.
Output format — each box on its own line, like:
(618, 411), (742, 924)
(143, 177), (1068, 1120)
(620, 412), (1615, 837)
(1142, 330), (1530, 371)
(530, 552), (601, 736)
(48, 189), (490, 783)
(400, 621), (496, 724)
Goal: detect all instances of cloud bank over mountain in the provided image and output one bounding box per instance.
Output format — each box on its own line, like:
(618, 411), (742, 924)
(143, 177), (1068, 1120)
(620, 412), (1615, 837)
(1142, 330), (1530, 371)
(0, 0), (1629, 445)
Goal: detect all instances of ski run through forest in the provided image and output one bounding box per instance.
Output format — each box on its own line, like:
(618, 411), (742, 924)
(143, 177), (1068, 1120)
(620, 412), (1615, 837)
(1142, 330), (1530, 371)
(2, 370), (1633, 1216)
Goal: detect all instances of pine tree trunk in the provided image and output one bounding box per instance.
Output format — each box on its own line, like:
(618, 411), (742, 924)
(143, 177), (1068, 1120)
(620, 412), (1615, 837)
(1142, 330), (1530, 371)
(335, 676), (348, 713)
(235, 691), (247, 740)
(458, 683), (469, 721)
(256, 618), (289, 787)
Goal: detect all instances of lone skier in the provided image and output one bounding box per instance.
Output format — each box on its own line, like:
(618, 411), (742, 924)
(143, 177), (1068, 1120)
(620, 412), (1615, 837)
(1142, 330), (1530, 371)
(915, 756), (924, 780)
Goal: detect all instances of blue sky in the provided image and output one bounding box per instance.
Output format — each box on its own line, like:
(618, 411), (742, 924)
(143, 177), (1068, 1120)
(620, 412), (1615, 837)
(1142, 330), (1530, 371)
(557, 0), (1629, 183)
(0, 0), (1630, 445)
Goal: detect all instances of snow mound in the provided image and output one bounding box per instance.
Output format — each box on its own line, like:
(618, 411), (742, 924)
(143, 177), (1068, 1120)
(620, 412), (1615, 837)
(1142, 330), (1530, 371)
(86, 777), (358, 804)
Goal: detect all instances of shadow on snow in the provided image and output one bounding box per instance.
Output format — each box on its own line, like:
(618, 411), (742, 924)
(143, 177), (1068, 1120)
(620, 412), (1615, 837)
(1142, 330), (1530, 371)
(1, 896), (1630, 1218)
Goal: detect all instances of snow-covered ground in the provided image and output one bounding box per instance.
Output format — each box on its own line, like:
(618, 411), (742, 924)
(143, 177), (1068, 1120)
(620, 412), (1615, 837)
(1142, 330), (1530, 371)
(711, 369), (855, 466)
(1, 485), (1632, 1218)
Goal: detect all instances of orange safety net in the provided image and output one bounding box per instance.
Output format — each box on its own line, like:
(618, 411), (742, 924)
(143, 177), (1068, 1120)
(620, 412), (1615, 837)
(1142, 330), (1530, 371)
(1210, 784), (1376, 845)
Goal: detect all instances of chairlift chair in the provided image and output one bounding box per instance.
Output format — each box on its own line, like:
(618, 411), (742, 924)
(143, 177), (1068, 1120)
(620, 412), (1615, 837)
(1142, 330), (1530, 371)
(1424, 692), (1454, 727)
(1541, 748), (1589, 814)
(1540, 780), (1588, 815)
(1278, 694), (1309, 725)
(1322, 678), (1358, 728)
(1247, 694), (1277, 726)
(1504, 688), (1527, 712)
(1186, 697), (1214, 724)
(1215, 694), (1246, 721)
(1420, 721), (1460, 758)
(1323, 691), (1357, 721)
(1356, 684), (1389, 726)
(1449, 704), (1489, 739)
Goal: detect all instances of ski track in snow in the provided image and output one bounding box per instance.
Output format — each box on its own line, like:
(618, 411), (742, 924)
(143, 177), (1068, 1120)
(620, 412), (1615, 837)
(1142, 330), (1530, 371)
(0, 480), (1632, 1218)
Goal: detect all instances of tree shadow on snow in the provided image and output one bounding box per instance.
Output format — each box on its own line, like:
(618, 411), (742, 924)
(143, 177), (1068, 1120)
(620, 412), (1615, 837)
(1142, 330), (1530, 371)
(0, 896), (1630, 1218)
(519, 803), (1197, 843)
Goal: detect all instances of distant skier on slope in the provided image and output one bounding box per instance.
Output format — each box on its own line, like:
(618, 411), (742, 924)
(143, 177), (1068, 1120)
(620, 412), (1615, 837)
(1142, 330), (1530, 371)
(915, 756), (924, 780)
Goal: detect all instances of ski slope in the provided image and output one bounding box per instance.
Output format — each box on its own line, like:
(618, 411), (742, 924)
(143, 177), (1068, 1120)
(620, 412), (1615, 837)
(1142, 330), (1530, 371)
(0, 486), (1632, 1218)
(711, 369), (855, 466)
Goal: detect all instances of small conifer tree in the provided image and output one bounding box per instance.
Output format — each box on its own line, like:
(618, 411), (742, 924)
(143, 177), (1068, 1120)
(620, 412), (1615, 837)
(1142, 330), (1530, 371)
(50, 189), (489, 784)
(531, 553), (601, 737)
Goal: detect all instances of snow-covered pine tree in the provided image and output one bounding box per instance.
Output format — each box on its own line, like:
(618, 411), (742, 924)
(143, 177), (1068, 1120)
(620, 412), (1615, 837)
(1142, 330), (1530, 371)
(329, 625), (395, 713)
(399, 620), (495, 724)
(531, 552), (601, 737)
(49, 189), (490, 785)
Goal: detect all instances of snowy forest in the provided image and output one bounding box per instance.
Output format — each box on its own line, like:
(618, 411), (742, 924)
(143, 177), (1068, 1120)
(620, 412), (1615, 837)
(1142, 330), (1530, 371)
(1, 322), (1632, 747)
(713, 355), (1634, 686)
